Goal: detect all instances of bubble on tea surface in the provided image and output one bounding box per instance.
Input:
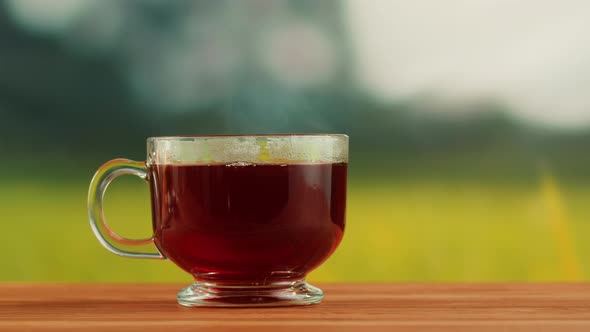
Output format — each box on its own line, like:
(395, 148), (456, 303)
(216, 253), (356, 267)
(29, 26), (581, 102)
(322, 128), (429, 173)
(226, 161), (253, 167)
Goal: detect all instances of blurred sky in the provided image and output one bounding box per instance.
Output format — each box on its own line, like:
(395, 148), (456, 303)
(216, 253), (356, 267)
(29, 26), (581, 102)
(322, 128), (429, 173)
(348, 0), (590, 128)
(6, 0), (590, 128)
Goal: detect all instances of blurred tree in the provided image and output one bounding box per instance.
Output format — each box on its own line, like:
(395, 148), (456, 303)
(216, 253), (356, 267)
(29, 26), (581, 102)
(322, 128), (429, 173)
(0, 0), (589, 179)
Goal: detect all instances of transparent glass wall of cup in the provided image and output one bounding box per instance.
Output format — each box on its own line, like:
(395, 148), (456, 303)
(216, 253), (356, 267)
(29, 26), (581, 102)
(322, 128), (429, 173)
(88, 135), (348, 307)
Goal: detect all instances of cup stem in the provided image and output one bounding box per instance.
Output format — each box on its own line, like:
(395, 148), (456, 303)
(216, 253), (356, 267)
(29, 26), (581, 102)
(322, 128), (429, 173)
(176, 279), (323, 307)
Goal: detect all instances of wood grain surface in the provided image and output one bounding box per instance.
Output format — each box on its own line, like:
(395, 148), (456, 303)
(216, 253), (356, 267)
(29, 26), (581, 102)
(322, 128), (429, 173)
(2, 283), (590, 331)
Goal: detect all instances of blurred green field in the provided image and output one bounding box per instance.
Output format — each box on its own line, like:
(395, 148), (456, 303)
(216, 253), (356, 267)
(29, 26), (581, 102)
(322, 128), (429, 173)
(3, 174), (590, 283)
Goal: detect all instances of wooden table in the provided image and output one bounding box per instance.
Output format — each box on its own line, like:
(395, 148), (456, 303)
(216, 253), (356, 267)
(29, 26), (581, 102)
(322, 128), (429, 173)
(2, 283), (590, 331)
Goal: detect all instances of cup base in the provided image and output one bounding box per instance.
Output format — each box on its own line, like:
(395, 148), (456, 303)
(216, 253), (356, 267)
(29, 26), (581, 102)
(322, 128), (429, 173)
(176, 279), (323, 307)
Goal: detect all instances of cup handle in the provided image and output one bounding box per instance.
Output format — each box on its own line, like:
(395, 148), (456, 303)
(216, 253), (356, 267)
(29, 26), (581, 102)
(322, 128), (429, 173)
(87, 158), (165, 259)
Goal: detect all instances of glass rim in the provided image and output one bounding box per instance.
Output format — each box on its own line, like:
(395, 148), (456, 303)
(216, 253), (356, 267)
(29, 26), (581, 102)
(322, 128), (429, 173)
(147, 133), (348, 164)
(147, 133), (348, 142)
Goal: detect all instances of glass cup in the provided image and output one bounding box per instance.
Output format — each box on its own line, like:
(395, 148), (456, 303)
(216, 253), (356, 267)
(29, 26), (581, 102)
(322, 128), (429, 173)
(87, 134), (348, 307)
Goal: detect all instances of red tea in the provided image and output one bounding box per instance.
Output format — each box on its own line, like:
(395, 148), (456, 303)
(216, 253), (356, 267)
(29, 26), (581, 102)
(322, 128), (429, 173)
(149, 162), (347, 283)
